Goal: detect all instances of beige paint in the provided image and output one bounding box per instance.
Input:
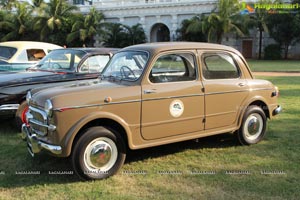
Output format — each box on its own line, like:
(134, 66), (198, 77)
(26, 42), (280, 157)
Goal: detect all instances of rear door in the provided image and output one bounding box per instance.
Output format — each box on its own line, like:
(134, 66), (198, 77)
(200, 51), (249, 130)
(141, 51), (205, 140)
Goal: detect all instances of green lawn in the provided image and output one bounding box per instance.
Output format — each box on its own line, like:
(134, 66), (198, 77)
(247, 60), (300, 72)
(0, 77), (299, 199)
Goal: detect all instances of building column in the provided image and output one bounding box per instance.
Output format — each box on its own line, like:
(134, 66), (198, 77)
(171, 15), (178, 41)
(139, 16), (149, 42)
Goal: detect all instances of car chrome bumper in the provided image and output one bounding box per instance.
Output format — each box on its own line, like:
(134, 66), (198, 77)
(0, 104), (19, 115)
(273, 105), (282, 116)
(22, 124), (62, 157)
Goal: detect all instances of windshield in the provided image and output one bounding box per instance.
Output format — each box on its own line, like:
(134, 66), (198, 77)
(34, 49), (85, 72)
(102, 51), (148, 81)
(0, 46), (17, 60)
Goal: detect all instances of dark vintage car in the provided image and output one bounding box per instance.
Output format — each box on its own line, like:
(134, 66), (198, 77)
(0, 48), (118, 129)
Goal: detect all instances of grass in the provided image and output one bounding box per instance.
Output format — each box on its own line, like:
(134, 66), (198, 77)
(247, 60), (300, 72)
(0, 76), (299, 199)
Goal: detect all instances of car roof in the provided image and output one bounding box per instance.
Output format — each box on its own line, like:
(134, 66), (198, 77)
(52, 48), (119, 54)
(0, 41), (62, 49)
(122, 42), (243, 57)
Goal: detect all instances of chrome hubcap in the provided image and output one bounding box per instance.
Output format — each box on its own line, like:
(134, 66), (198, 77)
(244, 113), (263, 140)
(84, 137), (117, 172)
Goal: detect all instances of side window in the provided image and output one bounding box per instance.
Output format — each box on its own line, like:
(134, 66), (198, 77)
(150, 53), (196, 83)
(203, 53), (240, 79)
(27, 49), (46, 61)
(80, 55), (110, 73)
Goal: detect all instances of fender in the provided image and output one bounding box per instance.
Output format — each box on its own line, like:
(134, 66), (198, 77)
(237, 95), (269, 128)
(62, 111), (134, 157)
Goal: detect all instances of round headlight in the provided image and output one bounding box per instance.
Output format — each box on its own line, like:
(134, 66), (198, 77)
(44, 99), (53, 117)
(26, 91), (32, 104)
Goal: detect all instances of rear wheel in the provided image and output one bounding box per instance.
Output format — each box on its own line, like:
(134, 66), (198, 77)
(237, 106), (267, 145)
(72, 126), (126, 180)
(15, 101), (29, 130)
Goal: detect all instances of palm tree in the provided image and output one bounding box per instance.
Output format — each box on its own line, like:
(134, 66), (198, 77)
(101, 23), (146, 48)
(102, 23), (127, 48)
(0, 2), (34, 41)
(183, 14), (208, 42)
(67, 7), (104, 47)
(187, 0), (245, 44)
(123, 23), (146, 45)
(34, 0), (78, 41)
(32, 0), (45, 7)
(247, 0), (270, 59)
(0, 0), (17, 10)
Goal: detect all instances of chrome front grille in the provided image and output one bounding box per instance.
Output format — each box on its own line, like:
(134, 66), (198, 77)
(28, 106), (48, 136)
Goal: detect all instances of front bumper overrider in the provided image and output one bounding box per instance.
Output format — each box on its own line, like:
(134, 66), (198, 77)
(22, 124), (62, 157)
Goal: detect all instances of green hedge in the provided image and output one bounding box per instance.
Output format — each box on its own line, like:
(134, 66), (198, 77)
(264, 44), (281, 60)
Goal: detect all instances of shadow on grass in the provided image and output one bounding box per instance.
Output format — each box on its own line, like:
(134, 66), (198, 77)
(126, 133), (239, 164)
(0, 116), (19, 134)
(0, 118), (239, 188)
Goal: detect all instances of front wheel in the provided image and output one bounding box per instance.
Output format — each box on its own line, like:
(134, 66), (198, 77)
(237, 106), (267, 145)
(72, 126), (126, 180)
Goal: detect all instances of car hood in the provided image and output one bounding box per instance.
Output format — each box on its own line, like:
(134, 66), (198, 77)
(30, 80), (138, 109)
(0, 71), (65, 88)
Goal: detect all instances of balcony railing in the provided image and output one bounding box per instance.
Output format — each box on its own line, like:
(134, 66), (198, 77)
(73, 0), (215, 7)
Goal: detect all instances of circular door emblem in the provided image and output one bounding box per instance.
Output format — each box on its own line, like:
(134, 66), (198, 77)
(169, 100), (184, 118)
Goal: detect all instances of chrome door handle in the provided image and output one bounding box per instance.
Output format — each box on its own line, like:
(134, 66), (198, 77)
(238, 83), (246, 87)
(144, 89), (156, 94)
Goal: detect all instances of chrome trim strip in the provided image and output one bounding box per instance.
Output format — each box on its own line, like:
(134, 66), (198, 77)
(205, 88), (272, 96)
(249, 88), (273, 92)
(0, 104), (19, 110)
(54, 99), (141, 112)
(142, 94), (205, 102)
(205, 90), (248, 96)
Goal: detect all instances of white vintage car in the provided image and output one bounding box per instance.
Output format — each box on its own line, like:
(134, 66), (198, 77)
(0, 41), (62, 71)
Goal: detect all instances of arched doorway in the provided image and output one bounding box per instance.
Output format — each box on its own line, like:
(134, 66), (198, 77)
(150, 23), (170, 42)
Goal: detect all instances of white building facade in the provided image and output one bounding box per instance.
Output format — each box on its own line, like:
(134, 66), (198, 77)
(70, 0), (300, 59)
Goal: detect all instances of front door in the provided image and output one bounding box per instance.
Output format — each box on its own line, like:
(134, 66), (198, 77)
(200, 51), (249, 130)
(141, 52), (205, 140)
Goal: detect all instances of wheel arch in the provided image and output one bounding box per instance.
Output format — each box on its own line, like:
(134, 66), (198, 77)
(64, 112), (131, 157)
(248, 100), (270, 119)
(237, 98), (270, 128)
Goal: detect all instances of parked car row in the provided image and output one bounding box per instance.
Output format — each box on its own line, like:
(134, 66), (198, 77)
(0, 46), (118, 129)
(0, 41), (62, 71)
(19, 42), (281, 180)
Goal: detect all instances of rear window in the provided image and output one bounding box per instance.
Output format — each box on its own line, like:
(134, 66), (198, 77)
(27, 49), (46, 61)
(0, 46), (17, 60)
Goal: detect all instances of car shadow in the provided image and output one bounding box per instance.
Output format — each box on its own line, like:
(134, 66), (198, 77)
(126, 133), (239, 164)
(0, 118), (239, 188)
(0, 116), (19, 133)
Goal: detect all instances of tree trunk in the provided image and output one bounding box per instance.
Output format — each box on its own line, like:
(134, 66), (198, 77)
(258, 28), (263, 60)
(284, 44), (289, 59)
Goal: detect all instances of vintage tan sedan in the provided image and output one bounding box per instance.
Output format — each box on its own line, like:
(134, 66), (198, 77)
(22, 42), (281, 180)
